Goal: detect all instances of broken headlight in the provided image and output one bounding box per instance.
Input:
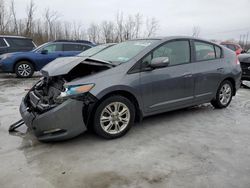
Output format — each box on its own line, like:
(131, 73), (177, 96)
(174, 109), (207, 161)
(56, 84), (95, 103)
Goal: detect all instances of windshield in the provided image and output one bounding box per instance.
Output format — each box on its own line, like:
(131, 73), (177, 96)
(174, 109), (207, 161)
(78, 44), (114, 57)
(92, 40), (157, 63)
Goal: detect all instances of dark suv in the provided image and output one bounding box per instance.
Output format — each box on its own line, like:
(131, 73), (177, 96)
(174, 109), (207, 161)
(0, 35), (36, 55)
(0, 40), (95, 77)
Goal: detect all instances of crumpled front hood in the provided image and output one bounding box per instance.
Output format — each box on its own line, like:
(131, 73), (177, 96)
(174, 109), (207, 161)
(41, 56), (112, 77)
(41, 57), (88, 77)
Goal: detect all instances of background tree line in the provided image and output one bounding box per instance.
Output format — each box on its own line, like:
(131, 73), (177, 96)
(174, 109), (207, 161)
(0, 0), (159, 45)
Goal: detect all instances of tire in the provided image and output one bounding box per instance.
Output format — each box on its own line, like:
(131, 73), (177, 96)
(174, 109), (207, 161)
(211, 80), (233, 109)
(93, 95), (135, 139)
(15, 61), (34, 78)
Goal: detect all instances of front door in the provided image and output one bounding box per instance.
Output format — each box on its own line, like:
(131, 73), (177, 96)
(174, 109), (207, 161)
(139, 40), (195, 113)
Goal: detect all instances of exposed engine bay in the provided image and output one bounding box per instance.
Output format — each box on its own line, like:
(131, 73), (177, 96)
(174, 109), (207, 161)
(24, 59), (112, 114)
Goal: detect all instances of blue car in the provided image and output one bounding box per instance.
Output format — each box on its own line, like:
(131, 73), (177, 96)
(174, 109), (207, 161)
(0, 40), (95, 78)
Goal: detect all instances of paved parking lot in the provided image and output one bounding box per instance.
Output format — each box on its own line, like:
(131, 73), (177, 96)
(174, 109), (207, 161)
(0, 73), (250, 188)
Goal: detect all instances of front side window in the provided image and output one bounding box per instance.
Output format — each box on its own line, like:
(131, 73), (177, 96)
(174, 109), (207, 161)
(195, 41), (215, 61)
(92, 40), (157, 63)
(41, 44), (63, 53)
(142, 40), (190, 67)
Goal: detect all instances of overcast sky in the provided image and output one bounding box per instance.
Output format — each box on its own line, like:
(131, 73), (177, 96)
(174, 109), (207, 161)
(7, 0), (250, 41)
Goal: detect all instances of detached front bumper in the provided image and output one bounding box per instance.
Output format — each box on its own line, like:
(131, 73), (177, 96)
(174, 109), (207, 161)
(20, 98), (87, 142)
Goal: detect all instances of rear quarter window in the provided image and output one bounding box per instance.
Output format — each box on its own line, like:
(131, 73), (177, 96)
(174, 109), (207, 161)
(6, 38), (35, 48)
(63, 44), (91, 51)
(215, 46), (222, 58)
(0, 38), (7, 47)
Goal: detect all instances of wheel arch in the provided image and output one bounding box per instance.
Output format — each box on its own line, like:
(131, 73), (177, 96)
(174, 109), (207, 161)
(85, 89), (143, 128)
(13, 58), (37, 72)
(221, 77), (236, 96)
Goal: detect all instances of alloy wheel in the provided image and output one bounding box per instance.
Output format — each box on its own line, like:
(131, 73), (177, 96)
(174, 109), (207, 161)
(219, 83), (232, 106)
(17, 63), (32, 77)
(100, 102), (130, 134)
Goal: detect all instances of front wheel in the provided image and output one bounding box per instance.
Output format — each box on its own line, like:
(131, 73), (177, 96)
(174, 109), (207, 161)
(15, 61), (34, 78)
(93, 95), (135, 139)
(211, 80), (233, 109)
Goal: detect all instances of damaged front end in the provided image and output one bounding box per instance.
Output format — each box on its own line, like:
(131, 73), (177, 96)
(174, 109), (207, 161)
(19, 57), (112, 141)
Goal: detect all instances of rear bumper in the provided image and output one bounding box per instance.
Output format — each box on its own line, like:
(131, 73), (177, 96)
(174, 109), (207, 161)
(20, 98), (87, 142)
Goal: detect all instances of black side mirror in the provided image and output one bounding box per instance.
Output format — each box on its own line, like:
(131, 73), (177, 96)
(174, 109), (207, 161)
(41, 49), (48, 54)
(150, 57), (170, 68)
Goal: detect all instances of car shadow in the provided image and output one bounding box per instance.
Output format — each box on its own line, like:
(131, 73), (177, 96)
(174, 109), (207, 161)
(241, 81), (250, 89)
(18, 103), (214, 146)
(0, 72), (41, 79)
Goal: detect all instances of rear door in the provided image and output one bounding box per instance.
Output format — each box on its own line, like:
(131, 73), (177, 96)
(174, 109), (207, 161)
(139, 40), (195, 113)
(192, 40), (224, 102)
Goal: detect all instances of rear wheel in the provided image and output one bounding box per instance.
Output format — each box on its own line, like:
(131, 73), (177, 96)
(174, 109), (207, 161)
(211, 80), (233, 109)
(15, 61), (34, 78)
(93, 95), (135, 139)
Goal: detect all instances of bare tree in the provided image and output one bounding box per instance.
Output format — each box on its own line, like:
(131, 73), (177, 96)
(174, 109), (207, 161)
(87, 23), (100, 43)
(0, 1), (160, 45)
(25, 0), (35, 36)
(102, 21), (115, 43)
(134, 13), (142, 38)
(44, 8), (60, 40)
(116, 11), (124, 42)
(192, 26), (201, 37)
(145, 17), (159, 37)
(10, 0), (18, 34)
(124, 15), (136, 40)
(0, 0), (11, 34)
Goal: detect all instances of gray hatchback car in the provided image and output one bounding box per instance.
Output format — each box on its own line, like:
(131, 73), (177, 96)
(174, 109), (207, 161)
(19, 36), (242, 141)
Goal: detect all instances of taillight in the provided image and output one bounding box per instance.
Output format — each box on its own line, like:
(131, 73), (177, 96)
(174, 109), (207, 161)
(235, 58), (240, 65)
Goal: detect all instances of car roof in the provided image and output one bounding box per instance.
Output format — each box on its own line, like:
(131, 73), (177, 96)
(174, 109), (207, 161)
(53, 40), (95, 45)
(130, 36), (221, 45)
(0, 35), (32, 40)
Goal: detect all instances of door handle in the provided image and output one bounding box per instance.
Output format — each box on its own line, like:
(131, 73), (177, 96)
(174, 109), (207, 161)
(217, 68), (224, 72)
(183, 72), (192, 78)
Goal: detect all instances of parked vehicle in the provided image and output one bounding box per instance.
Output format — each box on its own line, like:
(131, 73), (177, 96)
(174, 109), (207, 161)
(0, 35), (36, 55)
(220, 42), (243, 55)
(19, 36), (242, 141)
(0, 40), (95, 78)
(238, 53), (250, 81)
(77, 43), (116, 57)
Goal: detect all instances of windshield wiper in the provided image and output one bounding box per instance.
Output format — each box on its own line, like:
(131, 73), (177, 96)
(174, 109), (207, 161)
(85, 57), (116, 67)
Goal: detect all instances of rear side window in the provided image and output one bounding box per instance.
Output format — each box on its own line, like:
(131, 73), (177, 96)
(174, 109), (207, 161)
(152, 40), (190, 66)
(63, 44), (90, 51)
(6, 38), (34, 47)
(194, 41), (215, 61)
(0, 38), (7, 47)
(215, 46), (222, 58)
